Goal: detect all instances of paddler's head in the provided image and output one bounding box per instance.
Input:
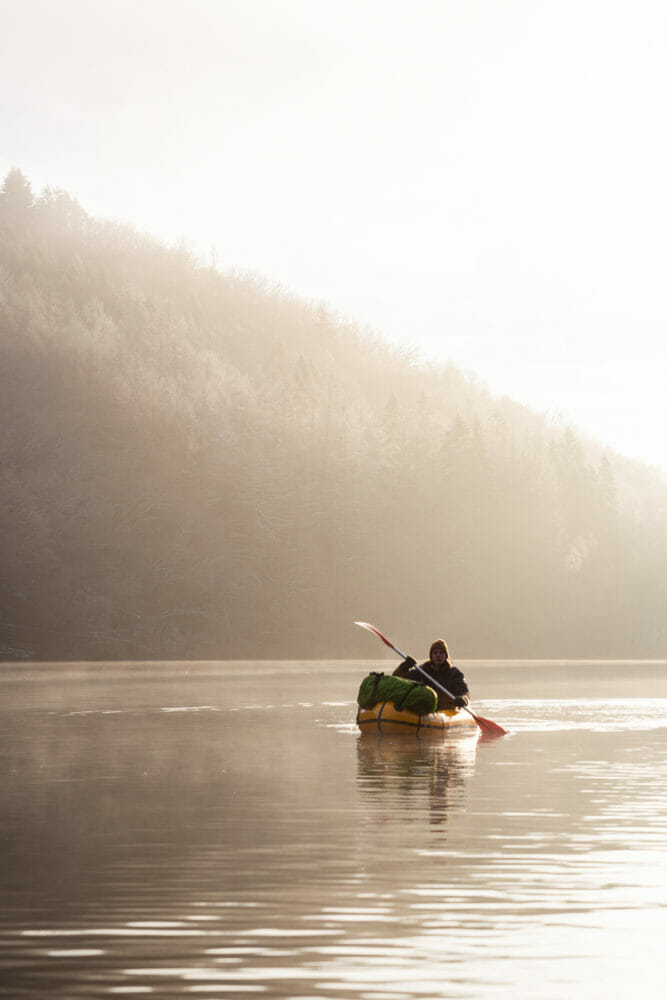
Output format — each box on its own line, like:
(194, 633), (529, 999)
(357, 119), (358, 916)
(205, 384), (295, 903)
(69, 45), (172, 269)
(429, 639), (450, 665)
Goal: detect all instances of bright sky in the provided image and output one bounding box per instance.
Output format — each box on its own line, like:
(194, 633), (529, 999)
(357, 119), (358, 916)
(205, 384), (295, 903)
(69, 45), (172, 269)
(3, 0), (667, 473)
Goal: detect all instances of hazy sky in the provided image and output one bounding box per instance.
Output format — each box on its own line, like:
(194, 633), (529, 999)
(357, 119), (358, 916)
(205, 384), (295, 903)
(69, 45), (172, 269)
(3, 0), (667, 472)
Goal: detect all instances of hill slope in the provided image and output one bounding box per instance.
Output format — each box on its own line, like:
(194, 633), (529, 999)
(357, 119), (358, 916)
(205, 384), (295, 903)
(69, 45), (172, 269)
(2, 169), (667, 660)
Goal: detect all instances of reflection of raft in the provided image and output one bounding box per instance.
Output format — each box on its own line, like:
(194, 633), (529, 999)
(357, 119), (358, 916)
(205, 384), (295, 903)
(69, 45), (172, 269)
(356, 700), (478, 735)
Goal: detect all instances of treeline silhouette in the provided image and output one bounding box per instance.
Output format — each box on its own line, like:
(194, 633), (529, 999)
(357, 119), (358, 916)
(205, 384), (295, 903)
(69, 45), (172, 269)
(2, 168), (667, 660)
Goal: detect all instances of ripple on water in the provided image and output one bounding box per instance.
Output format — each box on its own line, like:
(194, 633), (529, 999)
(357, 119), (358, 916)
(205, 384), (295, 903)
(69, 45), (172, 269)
(4, 665), (667, 999)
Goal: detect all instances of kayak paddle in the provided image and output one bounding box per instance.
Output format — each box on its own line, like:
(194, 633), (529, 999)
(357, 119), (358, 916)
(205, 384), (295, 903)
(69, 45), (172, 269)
(354, 620), (507, 737)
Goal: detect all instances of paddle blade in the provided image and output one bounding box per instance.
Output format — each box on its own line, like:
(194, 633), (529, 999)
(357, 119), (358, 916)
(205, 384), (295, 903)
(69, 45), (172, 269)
(469, 711), (508, 738)
(354, 621), (398, 652)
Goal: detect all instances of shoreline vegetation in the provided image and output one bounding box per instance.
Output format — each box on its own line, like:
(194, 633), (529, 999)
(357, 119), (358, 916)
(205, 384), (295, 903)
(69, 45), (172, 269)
(2, 168), (667, 661)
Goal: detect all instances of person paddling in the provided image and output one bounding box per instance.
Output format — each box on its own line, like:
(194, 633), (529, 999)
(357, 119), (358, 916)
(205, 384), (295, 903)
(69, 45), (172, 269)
(393, 638), (470, 711)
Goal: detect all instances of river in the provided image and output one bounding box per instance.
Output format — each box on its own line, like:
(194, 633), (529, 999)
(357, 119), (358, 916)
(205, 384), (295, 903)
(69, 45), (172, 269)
(1, 659), (667, 998)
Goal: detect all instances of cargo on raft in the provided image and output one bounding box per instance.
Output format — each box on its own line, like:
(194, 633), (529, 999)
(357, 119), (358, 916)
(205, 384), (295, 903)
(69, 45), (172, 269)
(355, 671), (478, 736)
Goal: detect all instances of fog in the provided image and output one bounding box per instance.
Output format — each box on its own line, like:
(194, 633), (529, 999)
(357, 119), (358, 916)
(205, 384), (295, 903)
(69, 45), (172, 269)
(3, 0), (667, 471)
(2, 174), (667, 660)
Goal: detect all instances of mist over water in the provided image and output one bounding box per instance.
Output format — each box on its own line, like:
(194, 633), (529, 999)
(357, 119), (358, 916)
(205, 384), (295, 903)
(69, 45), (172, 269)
(2, 660), (667, 998)
(4, 175), (667, 666)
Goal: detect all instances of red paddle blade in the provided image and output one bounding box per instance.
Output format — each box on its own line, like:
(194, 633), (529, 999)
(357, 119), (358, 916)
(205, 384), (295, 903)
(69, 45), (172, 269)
(354, 621), (396, 651)
(469, 712), (508, 738)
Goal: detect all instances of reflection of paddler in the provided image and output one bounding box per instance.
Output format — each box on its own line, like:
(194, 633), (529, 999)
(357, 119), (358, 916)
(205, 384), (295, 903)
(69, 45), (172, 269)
(356, 734), (478, 825)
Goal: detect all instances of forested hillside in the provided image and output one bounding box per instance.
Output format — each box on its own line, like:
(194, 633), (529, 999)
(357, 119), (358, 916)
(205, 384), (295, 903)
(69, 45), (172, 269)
(2, 168), (667, 660)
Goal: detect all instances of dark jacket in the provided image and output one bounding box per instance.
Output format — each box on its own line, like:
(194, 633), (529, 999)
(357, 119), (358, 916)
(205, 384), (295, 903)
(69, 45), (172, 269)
(392, 658), (470, 710)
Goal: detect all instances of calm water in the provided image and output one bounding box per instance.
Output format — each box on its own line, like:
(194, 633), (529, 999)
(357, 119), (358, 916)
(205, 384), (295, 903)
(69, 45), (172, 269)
(2, 659), (667, 999)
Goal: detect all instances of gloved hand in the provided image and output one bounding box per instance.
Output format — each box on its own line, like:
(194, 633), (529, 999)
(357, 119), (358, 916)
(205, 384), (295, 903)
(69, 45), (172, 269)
(402, 656), (417, 669)
(453, 696), (467, 708)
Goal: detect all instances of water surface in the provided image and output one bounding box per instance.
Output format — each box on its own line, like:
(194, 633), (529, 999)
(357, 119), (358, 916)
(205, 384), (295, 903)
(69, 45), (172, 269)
(2, 659), (667, 998)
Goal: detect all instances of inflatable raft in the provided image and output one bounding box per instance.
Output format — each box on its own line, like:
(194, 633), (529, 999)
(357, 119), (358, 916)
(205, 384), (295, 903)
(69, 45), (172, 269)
(356, 700), (479, 736)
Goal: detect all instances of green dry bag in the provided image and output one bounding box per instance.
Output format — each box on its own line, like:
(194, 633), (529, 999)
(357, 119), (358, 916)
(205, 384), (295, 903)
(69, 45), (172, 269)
(356, 672), (437, 715)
